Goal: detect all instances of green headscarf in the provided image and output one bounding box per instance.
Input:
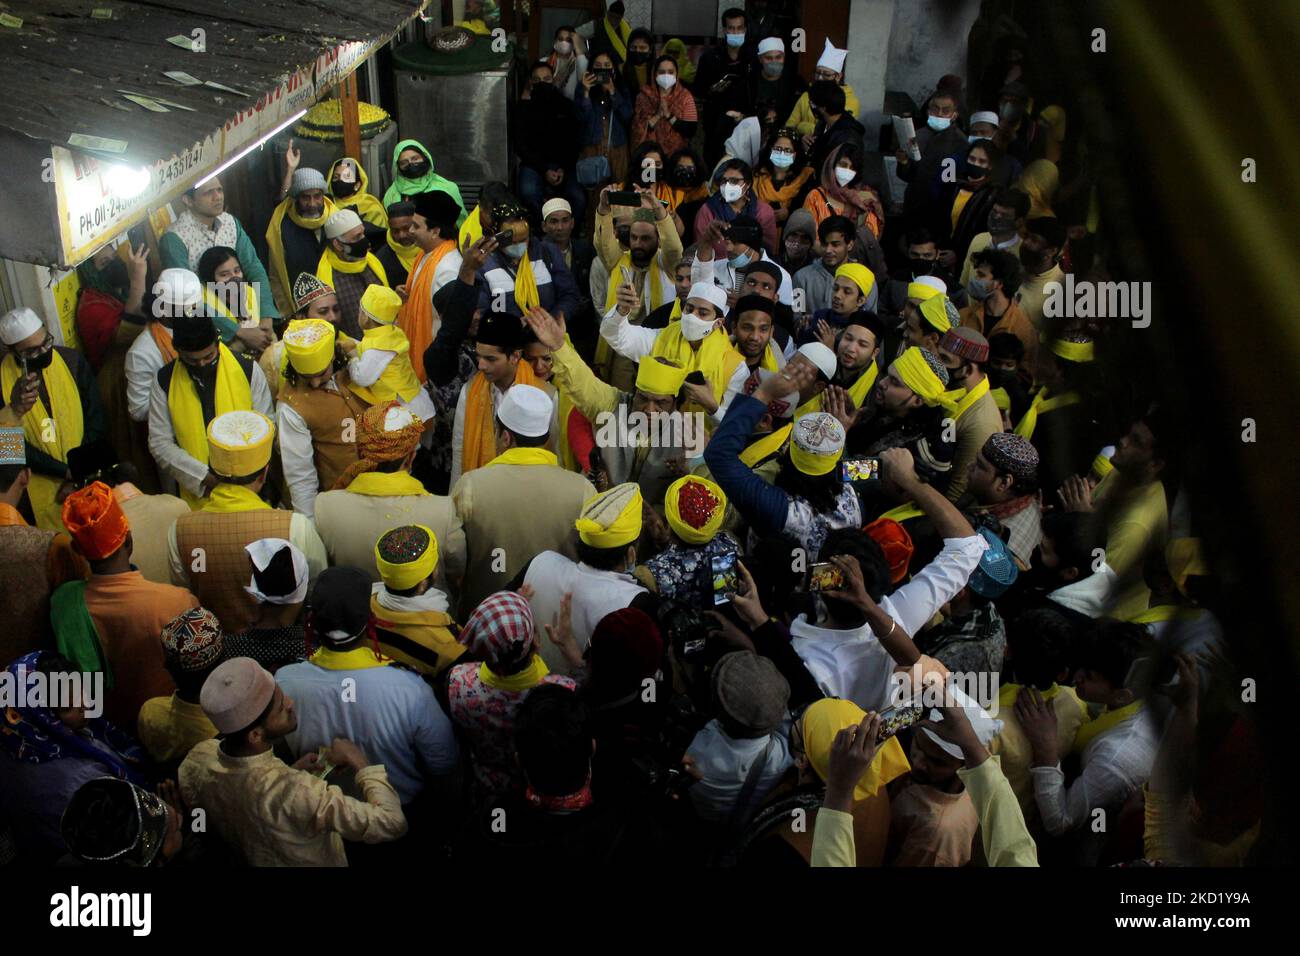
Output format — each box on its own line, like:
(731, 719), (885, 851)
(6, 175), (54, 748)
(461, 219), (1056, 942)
(382, 139), (469, 226)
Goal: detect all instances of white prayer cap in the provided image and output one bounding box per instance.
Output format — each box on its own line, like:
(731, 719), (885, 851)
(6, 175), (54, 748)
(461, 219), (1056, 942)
(756, 36), (784, 56)
(498, 384), (553, 438)
(686, 282), (729, 316)
(817, 38), (848, 73)
(920, 685), (1003, 761)
(913, 275), (948, 297)
(970, 110), (1000, 128)
(324, 208), (364, 239)
(153, 268), (203, 311)
(0, 307), (44, 346)
(384, 404), (419, 432)
(796, 341), (837, 381)
(541, 198), (573, 220)
(244, 538), (309, 606)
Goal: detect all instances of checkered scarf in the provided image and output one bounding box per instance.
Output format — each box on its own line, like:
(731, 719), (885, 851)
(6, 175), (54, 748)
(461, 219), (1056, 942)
(458, 591), (536, 668)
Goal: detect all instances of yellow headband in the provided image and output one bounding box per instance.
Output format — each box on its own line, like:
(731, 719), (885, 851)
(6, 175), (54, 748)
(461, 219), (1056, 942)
(834, 262), (875, 300)
(374, 524), (439, 590)
(1090, 452), (1114, 478)
(282, 319), (336, 375)
(576, 483), (643, 549)
(892, 347), (961, 414)
(906, 280), (943, 302)
(635, 356), (688, 398)
(1049, 337), (1095, 363)
(918, 293), (952, 333)
(788, 413), (845, 476)
(664, 476), (727, 545)
(207, 411), (275, 478)
(360, 284), (403, 326)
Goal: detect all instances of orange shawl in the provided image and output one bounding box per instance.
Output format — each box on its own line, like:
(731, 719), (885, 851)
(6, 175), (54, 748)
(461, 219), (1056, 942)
(150, 322), (178, 365)
(397, 238), (456, 383)
(461, 363), (538, 476)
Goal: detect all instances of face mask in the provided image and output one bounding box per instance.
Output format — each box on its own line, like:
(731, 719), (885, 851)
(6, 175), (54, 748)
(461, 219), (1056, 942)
(964, 160), (988, 181)
(190, 360), (217, 386)
(720, 182), (744, 203)
(629, 50), (651, 65)
(725, 32), (746, 48)
(331, 179), (359, 197)
(505, 242), (528, 260)
(729, 251), (753, 269)
(770, 150), (794, 169)
(400, 160), (430, 179)
(341, 237), (370, 259)
(26, 347), (54, 371)
(988, 212), (1017, 235)
(673, 166), (698, 187)
(968, 134), (991, 145)
(762, 61), (784, 79)
(680, 312), (715, 341)
(834, 167), (856, 187)
(656, 73), (677, 90)
(1000, 101), (1024, 122)
(986, 367), (1011, 389)
(554, 40), (572, 55)
(909, 257), (935, 279)
(927, 114), (952, 132)
(967, 277), (994, 301)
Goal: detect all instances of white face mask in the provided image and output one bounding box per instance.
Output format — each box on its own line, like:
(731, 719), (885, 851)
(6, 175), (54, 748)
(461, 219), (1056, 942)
(656, 73), (677, 91)
(834, 167), (856, 187)
(720, 182), (744, 203)
(554, 40), (572, 55)
(680, 311), (715, 342)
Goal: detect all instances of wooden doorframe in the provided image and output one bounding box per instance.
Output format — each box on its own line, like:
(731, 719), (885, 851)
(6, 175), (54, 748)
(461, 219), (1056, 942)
(797, 0), (852, 83)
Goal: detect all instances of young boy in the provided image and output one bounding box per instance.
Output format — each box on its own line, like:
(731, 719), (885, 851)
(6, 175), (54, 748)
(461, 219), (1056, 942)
(345, 285), (436, 422)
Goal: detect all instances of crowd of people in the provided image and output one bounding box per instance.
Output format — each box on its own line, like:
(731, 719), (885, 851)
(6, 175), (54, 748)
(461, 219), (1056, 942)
(0, 2), (1257, 869)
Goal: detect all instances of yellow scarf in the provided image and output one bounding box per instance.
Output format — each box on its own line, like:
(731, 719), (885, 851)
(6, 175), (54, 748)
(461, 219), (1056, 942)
(317, 248), (389, 288)
(0, 351), (83, 530)
(486, 447), (558, 468)
(951, 376), (990, 421)
(311, 644), (391, 670)
(167, 345), (253, 509)
(458, 204), (483, 251)
(480, 655), (550, 692)
(651, 323), (745, 412)
(264, 197), (338, 313)
(1072, 699), (1143, 754)
(603, 253), (671, 315)
(201, 483), (270, 514)
(998, 682), (1065, 708)
(345, 470), (429, 497)
(740, 425), (790, 468)
(462, 365), (539, 477)
(878, 501), (925, 523)
(513, 249), (541, 313)
(603, 16), (631, 61)
(1129, 604), (1202, 625)
(386, 233), (420, 273)
(202, 283), (260, 329)
(1014, 389), (1080, 439)
(845, 362), (879, 408)
(757, 342), (782, 373)
(350, 325), (421, 404)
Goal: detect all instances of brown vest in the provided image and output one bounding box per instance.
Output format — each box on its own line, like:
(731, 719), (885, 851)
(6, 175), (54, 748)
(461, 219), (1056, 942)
(0, 526), (59, 662)
(277, 370), (371, 493)
(174, 508), (295, 632)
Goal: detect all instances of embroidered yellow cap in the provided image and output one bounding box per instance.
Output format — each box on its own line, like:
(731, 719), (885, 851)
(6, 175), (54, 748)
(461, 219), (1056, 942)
(375, 524), (439, 591)
(576, 482), (643, 548)
(282, 318), (336, 375)
(207, 410), (275, 478)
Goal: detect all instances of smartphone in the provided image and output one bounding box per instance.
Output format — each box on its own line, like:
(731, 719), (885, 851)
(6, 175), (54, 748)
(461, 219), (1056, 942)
(841, 457), (881, 482)
(19, 355), (29, 379)
(710, 550), (739, 606)
(608, 189), (642, 207)
(491, 229), (514, 246)
(875, 704), (924, 742)
(731, 268), (746, 293)
(807, 561), (844, 592)
(684, 370), (706, 386)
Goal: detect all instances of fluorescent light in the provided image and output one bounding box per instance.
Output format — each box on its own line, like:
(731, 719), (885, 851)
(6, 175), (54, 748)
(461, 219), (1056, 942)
(194, 108), (308, 188)
(106, 164), (152, 199)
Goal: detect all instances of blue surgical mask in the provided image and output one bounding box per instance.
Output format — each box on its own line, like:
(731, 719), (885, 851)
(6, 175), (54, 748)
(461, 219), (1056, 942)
(505, 242), (528, 259)
(967, 277), (994, 301)
(927, 114), (952, 132)
(725, 32), (746, 48)
(770, 149), (794, 169)
(729, 251), (753, 269)
(968, 134), (990, 145)
(762, 61), (784, 79)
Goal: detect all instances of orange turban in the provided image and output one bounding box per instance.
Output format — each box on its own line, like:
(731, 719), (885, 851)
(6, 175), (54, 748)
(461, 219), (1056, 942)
(62, 481), (129, 560)
(331, 401), (424, 490)
(863, 518), (914, 585)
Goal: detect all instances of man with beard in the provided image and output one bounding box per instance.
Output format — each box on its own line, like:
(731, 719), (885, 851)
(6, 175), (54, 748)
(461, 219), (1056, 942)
(161, 176), (279, 323)
(731, 295), (787, 397)
(1013, 217), (1067, 332)
(316, 209), (391, 341)
(960, 247), (1036, 380)
(541, 199), (596, 353)
(147, 314), (273, 509)
(935, 327), (1001, 501)
(264, 165), (337, 317)
(963, 432), (1043, 570)
(374, 200), (417, 289)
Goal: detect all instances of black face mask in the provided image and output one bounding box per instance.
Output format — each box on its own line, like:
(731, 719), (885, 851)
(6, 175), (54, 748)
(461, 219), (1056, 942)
(964, 160), (988, 181)
(909, 257), (936, 279)
(988, 212), (1017, 235)
(340, 237), (370, 259)
(400, 161), (430, 179)
(100, 257), (129, 292)
(673, 166), (699, 187)
(986, 366), (1011, 389)
(628, 50), (651, 65)
(331, 179), (359, 197)
(190, 361), (218, 387)
(26, 347), (54, 371)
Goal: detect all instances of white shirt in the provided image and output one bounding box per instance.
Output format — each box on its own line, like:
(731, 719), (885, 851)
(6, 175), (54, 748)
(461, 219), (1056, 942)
(125, 326), (168, 422)
(686, 720), (792, 824)
(693, 248), (794, 307)
(449, 373), (507, 490)
(791, 533), (988, 709)
(431, 248), (463, 296)
(1031, 705), (1159, 836)
(372, 580), (451, 615)
(598, 303), (749, 423)
(147, 360), (275, 498)
(1048, 562), (1120, 618)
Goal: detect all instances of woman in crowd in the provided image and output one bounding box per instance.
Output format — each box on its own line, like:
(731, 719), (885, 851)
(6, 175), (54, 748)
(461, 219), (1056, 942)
(802, 142), (884, 240)
(753, 127), (815, 229)
(576, 51), (635, 186)
(632, 54), (699, 157)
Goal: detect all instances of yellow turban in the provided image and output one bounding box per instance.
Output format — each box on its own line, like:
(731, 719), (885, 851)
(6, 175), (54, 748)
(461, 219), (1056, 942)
(664, 476), (727, 545)
(375, 524), (439, 591)
(576, 482), (643, 549)
(282, 319), (336, 375)
(906, 280), (944, 302)
(1049, 336), (1095, 363)
(635, 356), (688, 398)
(918, 293), (952, 334)
(207, 410), (275, 478)
(1166, 537), (1209, 596)
(892, 347), (962, 415)
(799, 699), (911, 802)
(360, 284), (403, 326)
(834, 263), (875, 300)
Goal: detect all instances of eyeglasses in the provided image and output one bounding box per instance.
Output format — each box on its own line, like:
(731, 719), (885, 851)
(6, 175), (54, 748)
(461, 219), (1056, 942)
(14, 333), (53, 361)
